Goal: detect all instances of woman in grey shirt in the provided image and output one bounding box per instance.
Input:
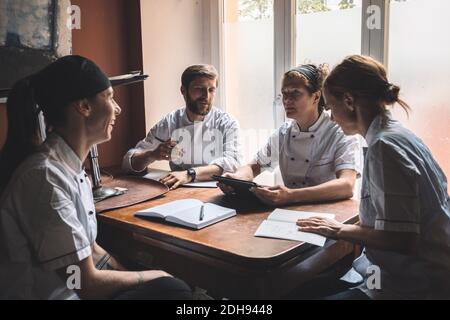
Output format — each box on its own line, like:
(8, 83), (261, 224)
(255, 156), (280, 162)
(298, 55), (450, 300)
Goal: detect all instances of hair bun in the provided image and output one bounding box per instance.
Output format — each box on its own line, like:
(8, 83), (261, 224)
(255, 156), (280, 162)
(384, 83), (400, 104)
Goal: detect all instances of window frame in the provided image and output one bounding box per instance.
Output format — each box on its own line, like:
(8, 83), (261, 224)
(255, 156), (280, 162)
(211, 0), (390, 116)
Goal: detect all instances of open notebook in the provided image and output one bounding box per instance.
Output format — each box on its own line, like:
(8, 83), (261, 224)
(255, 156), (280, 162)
(255, 209), (336, 247)
(135, 199), (236, 230)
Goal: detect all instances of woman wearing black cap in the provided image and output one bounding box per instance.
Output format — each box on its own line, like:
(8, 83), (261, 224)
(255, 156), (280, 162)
(218, 64), (362, 206)
(0, 56), (192, 300)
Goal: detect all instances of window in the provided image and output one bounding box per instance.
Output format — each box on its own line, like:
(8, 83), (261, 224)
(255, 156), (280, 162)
(217, 0), (450, 179)
(388, 0), (450, 176)
(223, 0), (275, 164)
(296, 0), (363, 67)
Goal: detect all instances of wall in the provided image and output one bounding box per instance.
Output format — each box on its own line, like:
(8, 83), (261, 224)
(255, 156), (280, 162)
(140, 0), (206, 169)
(140, 0), (205, 132)
(0, 0), (71, 88)
(71, 0), (145, 168)
(0, 0), (145, 169)
(0, 0), (54, 49)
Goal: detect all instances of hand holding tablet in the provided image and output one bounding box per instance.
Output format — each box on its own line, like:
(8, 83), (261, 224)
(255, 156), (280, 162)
(212, 175), (262, 198)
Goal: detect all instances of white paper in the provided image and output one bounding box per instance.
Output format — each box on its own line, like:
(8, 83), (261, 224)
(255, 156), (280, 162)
(143, 169), (170, 181)
(255, 220), (328, 247)
(268, 209), (335, 223)
(136, 199), (236, 229)
(137, 199), (202, 217)
(183, 181), (218, 188)
(254, 209), (336, 247)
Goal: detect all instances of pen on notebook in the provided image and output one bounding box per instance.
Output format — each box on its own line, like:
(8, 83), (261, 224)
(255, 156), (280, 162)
(199, 205), (204, 221)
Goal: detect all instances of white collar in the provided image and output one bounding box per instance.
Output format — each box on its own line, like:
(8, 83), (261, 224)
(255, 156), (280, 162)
(291, 111), (328, 134)
(45, 134), (84, 174)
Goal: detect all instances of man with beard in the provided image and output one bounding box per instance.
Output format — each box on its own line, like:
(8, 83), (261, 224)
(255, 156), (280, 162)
(123, 65), (242, 189)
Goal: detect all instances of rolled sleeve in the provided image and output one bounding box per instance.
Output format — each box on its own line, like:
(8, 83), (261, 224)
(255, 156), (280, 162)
(209, 120), (242, 173)
(370, 140), (421, 234)
(334, 134), (363, 176)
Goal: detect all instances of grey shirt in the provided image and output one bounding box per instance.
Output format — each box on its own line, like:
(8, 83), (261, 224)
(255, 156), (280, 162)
(353, 113), (450, 299)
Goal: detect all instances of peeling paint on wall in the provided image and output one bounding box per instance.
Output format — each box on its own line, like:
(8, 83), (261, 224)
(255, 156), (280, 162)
(0, 0), (71, 88)
(0, 0), (54, 49)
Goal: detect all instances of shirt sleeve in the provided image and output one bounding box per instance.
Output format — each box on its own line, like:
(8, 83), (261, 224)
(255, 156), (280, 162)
(369, 139), (421, 234)
(209, 118), (243, 173)
(334, 133), (363, 176)
(24, 169), (93, 271)
(254, 129), (281, 172)
(122, 118), (169, 173)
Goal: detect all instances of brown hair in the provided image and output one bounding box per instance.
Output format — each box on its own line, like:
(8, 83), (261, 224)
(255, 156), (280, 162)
(283, 64), (329, 113)
(181, 64), (218, 89)
(324, 55), (410, 125)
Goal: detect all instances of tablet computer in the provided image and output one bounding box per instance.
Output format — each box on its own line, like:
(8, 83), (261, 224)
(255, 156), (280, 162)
(212, 175), (259, 197)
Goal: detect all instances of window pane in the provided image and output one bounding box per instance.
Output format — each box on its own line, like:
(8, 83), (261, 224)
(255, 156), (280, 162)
(388, 0), (450, 176)
(296, 0), (362, 67)
(224, 0), (275, 163)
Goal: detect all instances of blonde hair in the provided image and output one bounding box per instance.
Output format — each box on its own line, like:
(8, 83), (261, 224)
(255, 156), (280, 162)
(324, 55), (410, 125)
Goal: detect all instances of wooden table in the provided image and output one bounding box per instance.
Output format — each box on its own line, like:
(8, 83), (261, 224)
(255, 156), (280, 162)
(97, 187), (360, 299)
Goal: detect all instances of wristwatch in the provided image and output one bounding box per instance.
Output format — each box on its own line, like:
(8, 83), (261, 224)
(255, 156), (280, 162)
(187, 168), (196, 182)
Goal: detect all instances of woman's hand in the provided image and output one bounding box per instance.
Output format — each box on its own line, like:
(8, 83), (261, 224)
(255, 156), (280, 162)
(296, 217), (345, 240)
(217, 172), (251, 195)
(250, 185), (293, 206)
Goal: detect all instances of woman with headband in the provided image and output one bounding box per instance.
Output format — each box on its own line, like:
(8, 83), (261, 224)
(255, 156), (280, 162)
(218, 64), (362, 206)
(0, 56), (192, 300)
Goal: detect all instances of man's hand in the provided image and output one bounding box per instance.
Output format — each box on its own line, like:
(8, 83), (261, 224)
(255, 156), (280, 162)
(160, 171), (192, 190)
(296, 217), (345, 240)
(151, 140), (178, 161)
(250, 185), (293, 206)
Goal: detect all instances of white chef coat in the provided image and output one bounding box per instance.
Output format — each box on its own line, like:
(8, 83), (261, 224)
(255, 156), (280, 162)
(255, 111), (362, 188)
(0, 134), (97, 300)
(122, 106), (242, 173)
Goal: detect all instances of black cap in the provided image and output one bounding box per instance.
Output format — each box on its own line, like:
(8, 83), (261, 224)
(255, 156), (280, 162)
(31, 55), (111, 114)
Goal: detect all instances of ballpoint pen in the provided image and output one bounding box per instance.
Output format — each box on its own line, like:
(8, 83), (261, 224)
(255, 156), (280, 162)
(199, 205), (204, 221)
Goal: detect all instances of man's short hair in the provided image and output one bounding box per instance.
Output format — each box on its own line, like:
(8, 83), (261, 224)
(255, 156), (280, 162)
(181, 65), (218, 89)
